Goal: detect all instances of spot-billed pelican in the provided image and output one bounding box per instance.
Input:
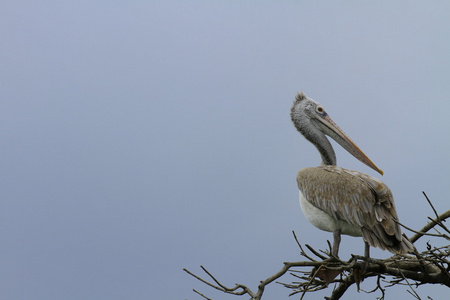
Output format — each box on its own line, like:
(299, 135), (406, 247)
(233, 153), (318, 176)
(290, 92), (413, 257)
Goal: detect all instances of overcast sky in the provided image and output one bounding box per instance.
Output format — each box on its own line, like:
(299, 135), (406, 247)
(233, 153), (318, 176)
(1, 1), (450, 299)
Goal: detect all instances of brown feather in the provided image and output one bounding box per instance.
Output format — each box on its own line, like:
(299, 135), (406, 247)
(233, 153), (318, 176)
(297, 165), (414, 254)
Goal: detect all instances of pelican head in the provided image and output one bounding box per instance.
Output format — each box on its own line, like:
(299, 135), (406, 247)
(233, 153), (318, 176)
(291, 92), (383, 175)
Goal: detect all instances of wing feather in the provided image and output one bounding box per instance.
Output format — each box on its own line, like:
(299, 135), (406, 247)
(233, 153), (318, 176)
(297, 165), (413, 253)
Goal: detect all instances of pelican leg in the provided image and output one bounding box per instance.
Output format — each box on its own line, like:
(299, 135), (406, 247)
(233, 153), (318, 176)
(364, 242), (370, 259)
(362, 242), (370, 272)
(332, 230), (341, 258)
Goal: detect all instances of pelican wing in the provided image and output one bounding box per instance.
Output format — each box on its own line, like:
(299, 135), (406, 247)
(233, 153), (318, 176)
(297, 166), (412, 253)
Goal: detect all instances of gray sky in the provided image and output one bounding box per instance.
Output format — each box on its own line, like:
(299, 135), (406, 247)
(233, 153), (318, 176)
(1, 1), (449, 299)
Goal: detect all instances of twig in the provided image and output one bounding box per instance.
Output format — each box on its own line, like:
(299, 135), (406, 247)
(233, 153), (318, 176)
(377, 274), (386, 300)
(305, 244), (328, 260)
(325, 272), (358, 300)
(426, 217), (450, 236)
(397, 221), (448, 240)
(409, 210), (450, 243)
(193, 289), (212, 300)
(395, 260), (421, 300)
(422, 192), (450, 235)
(293, 231), (317, 262)
(300, 265), (324, 300)
(183, 267), (254, 297)
(423, 192), (440, 221)
(200, 266), (230, 291)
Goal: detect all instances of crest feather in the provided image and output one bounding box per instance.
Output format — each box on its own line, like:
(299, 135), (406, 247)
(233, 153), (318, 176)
(295, 92), (307, 102)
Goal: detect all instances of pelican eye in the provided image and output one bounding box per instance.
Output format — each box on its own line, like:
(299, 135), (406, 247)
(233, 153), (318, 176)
(316, 105), (327, 116)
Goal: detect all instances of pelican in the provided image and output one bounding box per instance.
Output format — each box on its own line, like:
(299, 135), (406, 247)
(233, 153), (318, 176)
(290, 92), (413, 258)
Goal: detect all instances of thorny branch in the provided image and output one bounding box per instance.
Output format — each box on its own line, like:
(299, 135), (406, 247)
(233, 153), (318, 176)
(184, 193), (450, 300)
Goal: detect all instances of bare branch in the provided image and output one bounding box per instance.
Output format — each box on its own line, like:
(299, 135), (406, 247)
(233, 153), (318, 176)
(409, 210), (450, 243)
(185, 194), (450, 299)
(305, 243), (328, 260)
(293, 231), (317, 262)
(423, 191), (440, 221)
(183, 267), (255, 298)
(395, 260), (422, 300)
(193, 289), (213, 300)
(398, 221), (448, 240)
(325, 272), (358, 300)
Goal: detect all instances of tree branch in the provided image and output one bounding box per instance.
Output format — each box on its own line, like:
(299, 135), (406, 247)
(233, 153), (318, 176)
(185, 194), (450, 299)
(409, 210), (450, 243)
